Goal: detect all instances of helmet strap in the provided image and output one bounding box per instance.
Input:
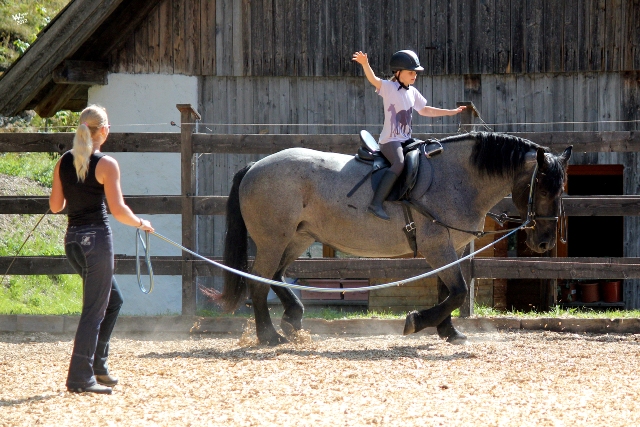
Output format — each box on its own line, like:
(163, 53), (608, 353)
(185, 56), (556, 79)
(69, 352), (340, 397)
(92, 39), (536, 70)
(395, 71), (410, 90)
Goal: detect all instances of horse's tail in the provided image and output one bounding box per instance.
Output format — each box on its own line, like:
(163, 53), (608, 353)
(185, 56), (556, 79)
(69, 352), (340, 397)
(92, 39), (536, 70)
(220, 163), (254, 312)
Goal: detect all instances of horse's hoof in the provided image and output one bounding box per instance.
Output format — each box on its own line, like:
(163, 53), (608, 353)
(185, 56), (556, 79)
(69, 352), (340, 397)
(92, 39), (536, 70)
(403, 311), (419, 335)
(445, 332), (468, 345)
(258, 332), (289, 346)
(281, 318), (301, 337)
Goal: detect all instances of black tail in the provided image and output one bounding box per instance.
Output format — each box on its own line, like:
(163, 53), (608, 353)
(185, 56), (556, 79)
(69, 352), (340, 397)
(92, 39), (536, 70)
(220, 163), (254, 312)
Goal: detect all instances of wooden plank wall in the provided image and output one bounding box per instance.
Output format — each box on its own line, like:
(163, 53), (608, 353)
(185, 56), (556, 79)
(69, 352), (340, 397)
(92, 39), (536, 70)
(109, 0), (640, 77)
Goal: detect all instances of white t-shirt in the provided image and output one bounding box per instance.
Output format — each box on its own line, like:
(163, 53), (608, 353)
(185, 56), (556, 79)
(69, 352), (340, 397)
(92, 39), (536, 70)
(376, 79), (428, 145)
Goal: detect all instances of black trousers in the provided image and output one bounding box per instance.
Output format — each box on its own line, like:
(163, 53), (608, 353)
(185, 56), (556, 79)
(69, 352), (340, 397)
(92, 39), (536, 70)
(64, 224), (123, 389)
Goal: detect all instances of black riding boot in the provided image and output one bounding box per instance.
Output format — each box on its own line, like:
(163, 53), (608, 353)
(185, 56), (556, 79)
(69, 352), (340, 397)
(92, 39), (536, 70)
(368, 170), (399, 221)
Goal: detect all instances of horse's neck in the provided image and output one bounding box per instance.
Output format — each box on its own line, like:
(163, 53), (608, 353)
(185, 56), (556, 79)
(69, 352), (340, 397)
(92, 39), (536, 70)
(444, 140), (515, 212)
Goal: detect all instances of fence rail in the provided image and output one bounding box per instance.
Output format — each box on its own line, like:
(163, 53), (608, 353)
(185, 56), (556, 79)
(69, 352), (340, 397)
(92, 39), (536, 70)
(2, 256), (639, 280)
(2, 195), (639, 216)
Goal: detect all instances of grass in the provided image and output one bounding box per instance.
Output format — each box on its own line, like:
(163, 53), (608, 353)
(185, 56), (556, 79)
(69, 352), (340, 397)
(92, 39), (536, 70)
(197, 304), (640, 321)
(0, 152), (59, 187)
(0, 151), (82, 315)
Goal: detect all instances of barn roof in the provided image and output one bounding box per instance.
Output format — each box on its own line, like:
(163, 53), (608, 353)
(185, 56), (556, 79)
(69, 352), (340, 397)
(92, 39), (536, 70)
(0, 0), (158, 117)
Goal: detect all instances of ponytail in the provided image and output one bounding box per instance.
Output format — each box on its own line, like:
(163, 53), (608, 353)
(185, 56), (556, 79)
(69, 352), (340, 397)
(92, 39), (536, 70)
(72, 123), (94, 182)
(72, 105), (109, 182)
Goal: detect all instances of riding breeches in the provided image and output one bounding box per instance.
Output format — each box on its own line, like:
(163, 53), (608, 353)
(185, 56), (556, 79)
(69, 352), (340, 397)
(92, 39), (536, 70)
(379, 140), (404, 176)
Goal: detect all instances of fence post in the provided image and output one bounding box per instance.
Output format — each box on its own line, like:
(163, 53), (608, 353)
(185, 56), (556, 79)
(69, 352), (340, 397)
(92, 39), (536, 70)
(177, 104), (201, 315)
(457, 100), (478, 318)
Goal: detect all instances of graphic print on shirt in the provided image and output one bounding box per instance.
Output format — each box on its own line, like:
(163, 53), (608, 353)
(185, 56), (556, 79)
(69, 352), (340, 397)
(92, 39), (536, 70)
(387, 104), (413, 138)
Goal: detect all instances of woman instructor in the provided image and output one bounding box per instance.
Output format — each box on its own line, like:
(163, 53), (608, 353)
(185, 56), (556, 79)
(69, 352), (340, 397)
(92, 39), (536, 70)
(50, 105), (154, 394)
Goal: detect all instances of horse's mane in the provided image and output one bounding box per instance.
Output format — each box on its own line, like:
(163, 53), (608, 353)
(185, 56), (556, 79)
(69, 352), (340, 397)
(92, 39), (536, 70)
(442, 132), (565, 194)
(442, 132), (544, 177)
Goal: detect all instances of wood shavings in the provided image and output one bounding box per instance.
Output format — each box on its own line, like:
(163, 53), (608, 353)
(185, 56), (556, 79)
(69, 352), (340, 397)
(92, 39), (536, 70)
(1, 330), (639, 426)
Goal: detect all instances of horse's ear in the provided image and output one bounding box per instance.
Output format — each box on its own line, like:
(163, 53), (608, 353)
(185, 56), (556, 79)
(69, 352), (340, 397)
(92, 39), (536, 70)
(559, 146), (573, 168)
(536, 147), (547, 168)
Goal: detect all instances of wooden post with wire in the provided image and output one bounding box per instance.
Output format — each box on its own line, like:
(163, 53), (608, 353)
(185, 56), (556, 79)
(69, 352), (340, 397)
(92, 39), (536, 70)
(457, 101), (479, 133)
(177, 104), (201, 315)
(457, 100), (479, 318)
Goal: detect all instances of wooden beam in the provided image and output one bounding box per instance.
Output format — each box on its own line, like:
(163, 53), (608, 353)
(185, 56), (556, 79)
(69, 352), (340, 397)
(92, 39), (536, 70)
(2, 195), (640, 217)
(0, 132), (181, 153)
(0, 0), (126, 115)
(34, 84), (84, 118)
(1, 132), (639, 154)
(52, 60), (108, 85)
(3, 256), (640, 279)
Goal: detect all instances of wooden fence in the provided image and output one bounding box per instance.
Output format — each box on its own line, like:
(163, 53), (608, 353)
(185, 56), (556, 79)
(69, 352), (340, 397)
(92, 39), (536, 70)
(2, 104), (640, 314)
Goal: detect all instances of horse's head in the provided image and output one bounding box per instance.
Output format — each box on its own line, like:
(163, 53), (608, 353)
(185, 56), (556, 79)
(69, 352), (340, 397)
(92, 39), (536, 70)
(512, 146), (572, 253)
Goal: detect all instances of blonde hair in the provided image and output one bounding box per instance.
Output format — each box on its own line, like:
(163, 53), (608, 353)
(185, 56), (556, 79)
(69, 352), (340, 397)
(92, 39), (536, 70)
(73, 105), (108, 182)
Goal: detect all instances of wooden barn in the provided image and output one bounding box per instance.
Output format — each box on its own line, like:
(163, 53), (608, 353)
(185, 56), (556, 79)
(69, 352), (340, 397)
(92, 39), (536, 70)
(1, 0), (639, 314)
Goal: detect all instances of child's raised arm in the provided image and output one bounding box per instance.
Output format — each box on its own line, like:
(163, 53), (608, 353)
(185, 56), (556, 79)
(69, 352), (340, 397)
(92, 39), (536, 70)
(352, 51), (382, 91)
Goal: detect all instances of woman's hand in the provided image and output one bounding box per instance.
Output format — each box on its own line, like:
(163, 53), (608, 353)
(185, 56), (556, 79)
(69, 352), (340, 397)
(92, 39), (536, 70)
(137, 218), (154, 233)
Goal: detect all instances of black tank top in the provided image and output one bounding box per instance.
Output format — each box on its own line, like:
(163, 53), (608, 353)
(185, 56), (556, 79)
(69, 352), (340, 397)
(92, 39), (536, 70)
(59, 150), (109, 226)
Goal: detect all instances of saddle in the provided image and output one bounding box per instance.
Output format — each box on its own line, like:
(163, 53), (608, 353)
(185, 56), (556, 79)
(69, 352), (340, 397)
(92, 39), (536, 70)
(348, 130), (443, 201)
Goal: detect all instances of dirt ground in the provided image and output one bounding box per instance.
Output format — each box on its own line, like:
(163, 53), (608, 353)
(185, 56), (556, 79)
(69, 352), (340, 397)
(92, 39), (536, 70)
(1, 328), (639, 427)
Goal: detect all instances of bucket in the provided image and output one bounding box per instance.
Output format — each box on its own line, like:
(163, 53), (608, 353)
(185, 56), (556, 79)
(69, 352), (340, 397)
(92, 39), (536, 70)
(579, 283), (599, 303)
(559, 283), (578, 303)
(601, 281), (622, 303)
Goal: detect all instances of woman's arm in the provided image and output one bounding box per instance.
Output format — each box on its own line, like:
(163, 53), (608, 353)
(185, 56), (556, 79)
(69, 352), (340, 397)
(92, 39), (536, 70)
(417, 105), (466, 117)
(352, 51), (382, 91)
(49, 158), (66, 213)
(95, 156), (154, 232)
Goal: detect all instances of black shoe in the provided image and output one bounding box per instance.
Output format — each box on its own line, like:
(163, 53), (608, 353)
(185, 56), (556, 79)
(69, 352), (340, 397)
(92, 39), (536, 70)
(368, 170), (399, 221)
(67, 384), (113, 394)
(95, 374), (119, 387)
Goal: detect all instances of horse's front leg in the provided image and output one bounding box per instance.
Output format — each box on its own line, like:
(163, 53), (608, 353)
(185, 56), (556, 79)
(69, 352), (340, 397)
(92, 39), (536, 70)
(434, 277), (468, 344)
(403, 246), (468, 342)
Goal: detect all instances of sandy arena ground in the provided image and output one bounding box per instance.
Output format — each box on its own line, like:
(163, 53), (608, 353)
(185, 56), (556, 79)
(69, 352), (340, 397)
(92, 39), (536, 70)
(1, 327), (639, 427)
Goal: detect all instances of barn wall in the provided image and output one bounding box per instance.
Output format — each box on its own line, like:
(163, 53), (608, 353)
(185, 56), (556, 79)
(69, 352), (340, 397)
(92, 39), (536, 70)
(109, 0), (640, 77)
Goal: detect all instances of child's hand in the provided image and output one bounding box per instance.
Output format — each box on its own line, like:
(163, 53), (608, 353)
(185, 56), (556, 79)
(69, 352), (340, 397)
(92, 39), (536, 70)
(453, 105), (467, 114)
(352, 51), (369, 66)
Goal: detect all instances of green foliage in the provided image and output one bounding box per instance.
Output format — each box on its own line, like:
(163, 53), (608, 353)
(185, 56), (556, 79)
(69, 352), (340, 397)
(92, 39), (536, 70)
(0, 274), (82, 315)
(0, 152), (59, 187)
(0, 0), (70, 72)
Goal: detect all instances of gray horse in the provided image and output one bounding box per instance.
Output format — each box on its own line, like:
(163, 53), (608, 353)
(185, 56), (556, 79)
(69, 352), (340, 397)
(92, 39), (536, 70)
(220, 132), (572, 345)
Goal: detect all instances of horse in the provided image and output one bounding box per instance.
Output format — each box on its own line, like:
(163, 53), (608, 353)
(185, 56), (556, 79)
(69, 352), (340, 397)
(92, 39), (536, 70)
(220, 132), (572, 346)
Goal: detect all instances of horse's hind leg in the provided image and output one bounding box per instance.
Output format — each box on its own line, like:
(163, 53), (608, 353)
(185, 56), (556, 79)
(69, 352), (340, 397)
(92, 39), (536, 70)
(270, 234), (315, 337)
(249, 250), (289, 346)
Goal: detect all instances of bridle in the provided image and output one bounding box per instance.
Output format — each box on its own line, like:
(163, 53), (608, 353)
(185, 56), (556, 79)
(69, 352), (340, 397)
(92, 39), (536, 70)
(408, 161), (567, 241)
(487, 162), (567, 243)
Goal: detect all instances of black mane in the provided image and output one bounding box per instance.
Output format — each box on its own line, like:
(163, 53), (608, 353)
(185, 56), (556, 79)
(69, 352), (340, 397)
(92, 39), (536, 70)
(443, 131), (545, 177)
(443, 132), (565, 194)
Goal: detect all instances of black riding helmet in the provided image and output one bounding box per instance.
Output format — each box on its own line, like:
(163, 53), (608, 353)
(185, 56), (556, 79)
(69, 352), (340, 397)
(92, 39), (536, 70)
(390, 50), (424, 72)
